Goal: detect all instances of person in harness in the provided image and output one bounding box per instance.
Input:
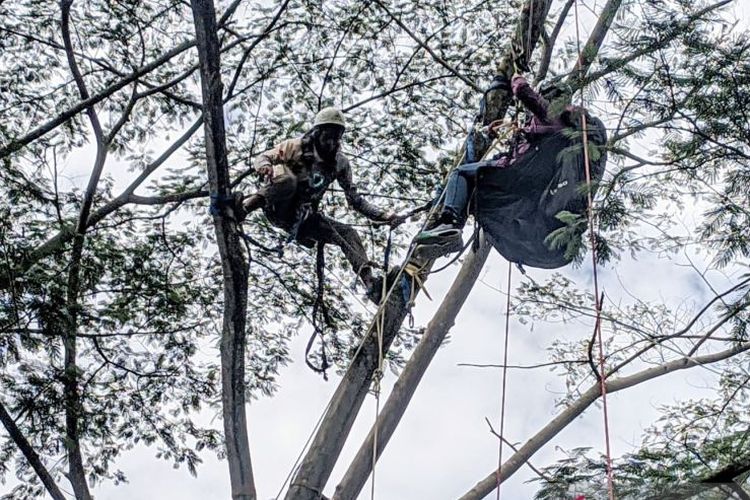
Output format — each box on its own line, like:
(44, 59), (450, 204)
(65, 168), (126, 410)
(240, 107), (400, 302)
(415, 73), (607, 268)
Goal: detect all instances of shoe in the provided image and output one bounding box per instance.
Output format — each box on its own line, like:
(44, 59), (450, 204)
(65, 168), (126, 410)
(414, 223), (464, 260)
(239, 193), (265, 221)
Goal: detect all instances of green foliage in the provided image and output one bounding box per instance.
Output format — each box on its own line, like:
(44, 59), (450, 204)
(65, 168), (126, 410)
(533, 360), (750, 499)
(1, 0), (749, 497)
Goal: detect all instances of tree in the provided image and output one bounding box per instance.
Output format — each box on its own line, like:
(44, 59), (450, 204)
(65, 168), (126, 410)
(0, 0), (749, 499)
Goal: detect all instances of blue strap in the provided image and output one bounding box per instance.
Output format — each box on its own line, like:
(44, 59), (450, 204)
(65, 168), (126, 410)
(209, 193), (235, 216)
(401, 274), (411, 306)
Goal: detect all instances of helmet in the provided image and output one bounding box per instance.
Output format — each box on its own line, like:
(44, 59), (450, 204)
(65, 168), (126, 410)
(313, 107), (346, 128)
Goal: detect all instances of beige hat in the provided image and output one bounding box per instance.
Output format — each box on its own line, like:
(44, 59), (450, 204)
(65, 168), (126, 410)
(313, 107), (346, 128)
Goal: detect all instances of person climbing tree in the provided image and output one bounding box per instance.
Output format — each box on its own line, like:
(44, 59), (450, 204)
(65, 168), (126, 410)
(415, 73), (607, 269)
(240, 107), (400, 302)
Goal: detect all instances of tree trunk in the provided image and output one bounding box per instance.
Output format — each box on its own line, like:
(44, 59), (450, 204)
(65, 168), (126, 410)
(0, 401), (65, 500)
(334, 237), (491, 500)
(285, 2), (553, 499)
(189, 1), (256, 499)
(60, 1), (107, 496)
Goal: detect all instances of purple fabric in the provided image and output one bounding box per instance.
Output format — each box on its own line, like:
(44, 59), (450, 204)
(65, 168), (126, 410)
(497, 75), (568, 167)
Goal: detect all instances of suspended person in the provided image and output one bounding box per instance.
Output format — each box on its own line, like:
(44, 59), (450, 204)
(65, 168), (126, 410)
(415, 73), (608, 269)
(239, 107), (401, 302)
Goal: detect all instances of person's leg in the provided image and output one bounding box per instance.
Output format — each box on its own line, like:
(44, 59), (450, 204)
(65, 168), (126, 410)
(416, 160), (492, 257)
(298, 213), (375, 288)
(245, 168), (298, 228)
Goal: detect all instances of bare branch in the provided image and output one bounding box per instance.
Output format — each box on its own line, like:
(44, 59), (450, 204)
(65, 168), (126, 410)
(459, 341), (750, 500)
(0, 400), (66, 500)
(0, 0), (244, 159)
(536, 0), (575, 83)
(484, 417), (554, 484)
(371, 0), (482, 93)
(458, 360), (587, 370)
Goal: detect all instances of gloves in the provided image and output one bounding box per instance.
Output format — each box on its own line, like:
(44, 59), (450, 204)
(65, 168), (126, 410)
(255, 164), (272, 180)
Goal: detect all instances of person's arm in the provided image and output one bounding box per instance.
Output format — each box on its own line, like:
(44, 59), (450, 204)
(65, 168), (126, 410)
(252, 139), (300, 178)
(511, 74), (551, 123)
(337, 157), (390, 222)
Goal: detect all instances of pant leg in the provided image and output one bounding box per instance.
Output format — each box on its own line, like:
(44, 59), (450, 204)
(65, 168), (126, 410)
(443, 160), (496, 221)
(298, 213), (372, 284)
(259, 167), (299, 230)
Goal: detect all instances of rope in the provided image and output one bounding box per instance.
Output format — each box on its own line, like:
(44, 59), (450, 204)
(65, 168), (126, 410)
(495, 261), (513, 499)
(307, 241), (333, 380)
(370, 226), (393, 500)
(274, 63), (520, 499)
(573, 0), (615, 498)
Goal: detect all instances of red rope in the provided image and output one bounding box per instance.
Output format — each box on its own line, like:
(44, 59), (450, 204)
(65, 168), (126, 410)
(573, 1), (615, 498)
(496, 261), (513, 499)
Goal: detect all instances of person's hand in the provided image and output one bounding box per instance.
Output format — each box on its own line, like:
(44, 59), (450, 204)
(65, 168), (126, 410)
(256, 165), (272, 180)
(487, 119), (509, 138)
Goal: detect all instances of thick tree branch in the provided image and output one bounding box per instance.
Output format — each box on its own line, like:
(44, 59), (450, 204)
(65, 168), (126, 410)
(0, 400), (65, 500)
(569, 0), (622, 85)
(190, 0), (256, 498)
(334, 238), (492, 500)
(459, 342), (750, 500)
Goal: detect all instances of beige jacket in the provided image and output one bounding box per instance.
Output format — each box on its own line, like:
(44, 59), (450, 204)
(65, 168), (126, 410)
(254, 138), (387, 221)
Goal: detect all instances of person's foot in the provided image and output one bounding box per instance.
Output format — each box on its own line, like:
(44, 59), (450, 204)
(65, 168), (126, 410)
(365, 274), (385, 304)
(414, 223), (464, 260)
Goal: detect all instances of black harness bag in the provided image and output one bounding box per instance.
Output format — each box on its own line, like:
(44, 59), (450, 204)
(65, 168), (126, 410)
(475, 114), (607, 269)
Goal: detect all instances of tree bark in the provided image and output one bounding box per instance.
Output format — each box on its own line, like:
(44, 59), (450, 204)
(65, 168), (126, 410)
(60, 1), (108, 496)
(334, 237), (492, 500)
(458, 342), (750, 500)
(189, 1), (255, 499)
(285, 2), (553, 499)
(0, 401), (65, 500)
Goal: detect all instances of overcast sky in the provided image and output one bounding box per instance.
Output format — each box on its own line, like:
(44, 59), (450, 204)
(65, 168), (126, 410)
(8, 1), (750, 499)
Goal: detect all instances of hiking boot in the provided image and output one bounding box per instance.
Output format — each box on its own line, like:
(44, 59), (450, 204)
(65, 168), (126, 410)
(414, 223), (464, 260)
(366, 274), (385, 304)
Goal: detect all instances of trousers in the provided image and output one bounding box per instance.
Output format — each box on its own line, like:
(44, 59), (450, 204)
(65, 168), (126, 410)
(259, 170), (372, 281)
